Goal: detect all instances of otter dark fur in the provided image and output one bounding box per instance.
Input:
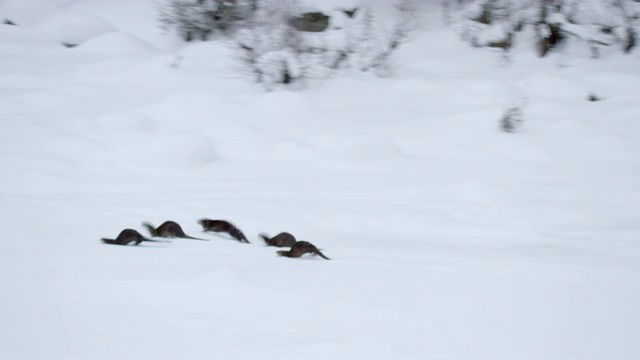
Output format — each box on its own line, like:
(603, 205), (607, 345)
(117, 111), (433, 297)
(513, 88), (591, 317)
(260, 232), (296, 247)
(276, 241), (330, 260)
(101, 229), (159, 246)
(198, 219), (249, 243)
(143, 220), (207, 241)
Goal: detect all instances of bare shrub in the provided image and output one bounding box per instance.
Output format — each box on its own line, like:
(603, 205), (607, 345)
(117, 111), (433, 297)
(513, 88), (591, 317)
(157, 0), (256, 41)
(500, 106), (524, 133)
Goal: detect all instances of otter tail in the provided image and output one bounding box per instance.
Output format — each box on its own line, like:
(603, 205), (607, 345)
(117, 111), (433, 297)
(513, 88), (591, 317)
(228, 226), (249, 243)
(260, 233), (272, 246)
(101, 238), (118, 245)
(313, 247), (331, 260)
(142, 222), (157, 237)
(141, 237), (164, 244)
(181, 235), (209, 241)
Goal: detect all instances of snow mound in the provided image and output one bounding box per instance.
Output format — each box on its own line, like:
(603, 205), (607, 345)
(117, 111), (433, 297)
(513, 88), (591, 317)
(127, 131), (218, 168)
(89, 112), (160, 134)
(519, 73), (588, 101)
(0, 24), (61, 50)
(39, 134), (113, 164)
(12, 89), (97, 114)
(136, 92), (253, 129)
(254, 91), (316, 117)
(51, 85), (116, 102)
(73, 31), (157, 55)
(608, 103), (640, 121)
(215, 123), (267, 140)
(584, 72), (640, 98)
(0, 0), (62, 27)
(450, 78), (521, 105)
(76, 58), (146, 80)
(333, 134), (405, 161)
(36, 14), (116, 46)
(267, 139), (323, 160)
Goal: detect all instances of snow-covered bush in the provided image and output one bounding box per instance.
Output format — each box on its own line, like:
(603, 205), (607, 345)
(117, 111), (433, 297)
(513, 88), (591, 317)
(158, 0), (421, 88)
(446, 0), (639, 57)
(233, 0), (421, 89)
(445, 0), (536, 50)
(232, 0), (301, 88)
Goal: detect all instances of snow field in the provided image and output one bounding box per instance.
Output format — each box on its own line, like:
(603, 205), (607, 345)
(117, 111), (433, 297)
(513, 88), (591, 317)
(0, 0), (639, 359)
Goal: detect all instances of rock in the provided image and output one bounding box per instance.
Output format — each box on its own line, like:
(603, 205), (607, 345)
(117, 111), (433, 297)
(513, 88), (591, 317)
(289, 12), (329, 32)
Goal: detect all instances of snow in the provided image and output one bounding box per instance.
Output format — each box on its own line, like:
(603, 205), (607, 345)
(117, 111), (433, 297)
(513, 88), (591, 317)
(36, 14), (116, 46)
(0, 1), (639, 359)
(74, 31), (159, 55)
(0, 24), (62, 50)
(0, 0), (62, 27)
(300, 0), (362, 13)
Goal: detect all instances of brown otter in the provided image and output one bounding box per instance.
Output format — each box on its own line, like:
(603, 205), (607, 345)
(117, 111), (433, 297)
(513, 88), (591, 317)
(101, 228), (160, 246)
(260, 232), (296, 247)
(143, 220), (207, 241)
(198, 219), (249, 243)
(276, 241), (330, 260)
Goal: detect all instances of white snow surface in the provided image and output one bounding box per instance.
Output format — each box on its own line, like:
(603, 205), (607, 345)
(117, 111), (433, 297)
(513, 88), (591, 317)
(1, 1), (639, 359)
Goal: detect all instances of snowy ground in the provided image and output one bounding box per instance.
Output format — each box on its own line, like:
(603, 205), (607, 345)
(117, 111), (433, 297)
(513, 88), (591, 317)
(1, 1), (639, 359)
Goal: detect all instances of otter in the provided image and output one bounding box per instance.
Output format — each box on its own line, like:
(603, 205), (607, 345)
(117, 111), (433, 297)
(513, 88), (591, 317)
(198, 219), (249, 243)
(276, 241), (330, 260)
(101, 228), (160, 246)
(143, 220), (207, 241)
(260, 232), (296, 247)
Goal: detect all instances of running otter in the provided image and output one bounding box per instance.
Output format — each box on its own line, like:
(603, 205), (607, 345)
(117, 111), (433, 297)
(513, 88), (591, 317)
(276, 241), (330, 260)
(198, 219), (249, 243)
(101, 229), (159, 246)
(143, 220), (207, 241)
(260, 232), (296, 247)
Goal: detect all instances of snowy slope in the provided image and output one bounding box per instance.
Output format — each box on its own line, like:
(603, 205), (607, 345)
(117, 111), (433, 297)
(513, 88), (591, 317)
(0, 1), (639, 359)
